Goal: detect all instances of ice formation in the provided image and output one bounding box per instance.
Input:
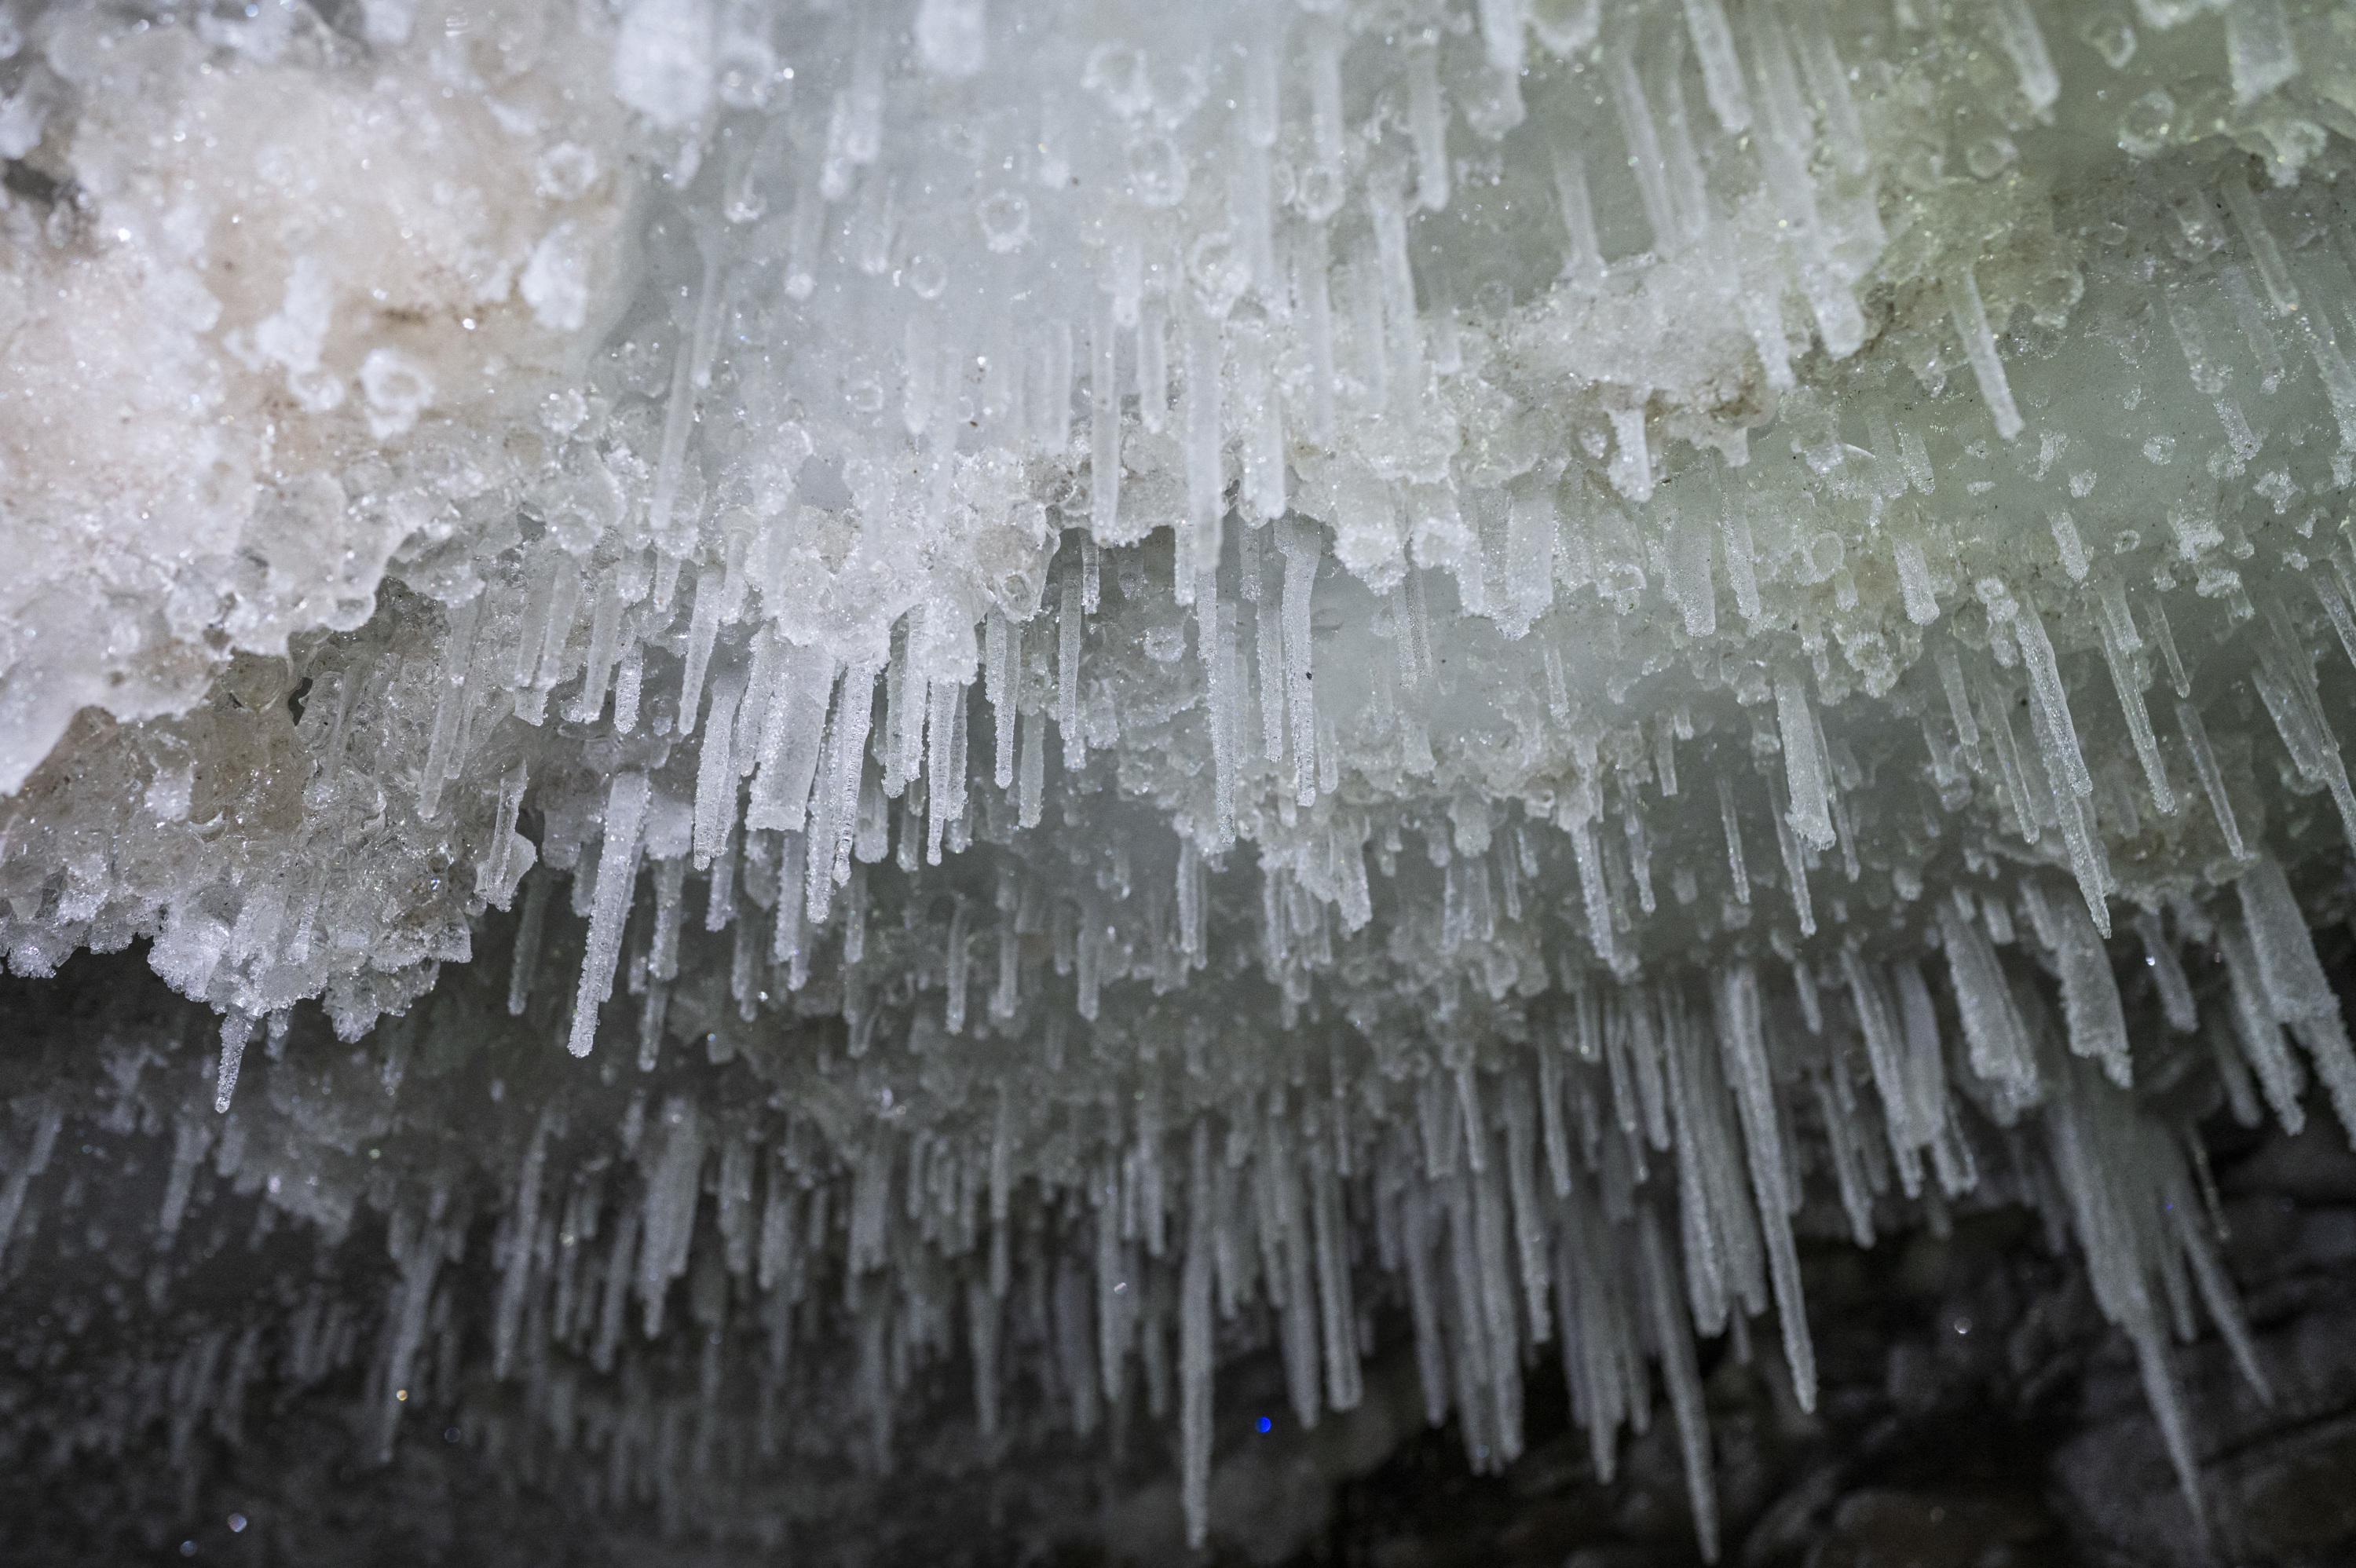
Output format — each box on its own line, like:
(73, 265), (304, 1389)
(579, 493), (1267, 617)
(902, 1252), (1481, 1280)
(4, 0), (2356, 1557)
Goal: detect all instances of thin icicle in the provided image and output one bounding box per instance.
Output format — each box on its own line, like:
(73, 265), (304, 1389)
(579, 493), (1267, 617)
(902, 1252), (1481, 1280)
(1180, 1121), (1214, 1549)
(2220, 169), (2299, 315)
(1988, 0), (2059, 114)
(1280, 524), (1320, 807)
(1939, 901), (2038, 1098)
(1180, 309), (1224, 598)
(1406, 41), (1450, 212)
(1552, 149), (1606, 284)
(1059, 569), (1085, 766)
(1638, 1206), (1720, 1565)
(1608, 40), (1682, 255)
(1090, 294), (1122, 537)
(2013, 600), (2094, 802)
(1716, 776), (1750, 905)
(2094, 581), (2176, 817)
(1775, 676), (1835, 851)
(508, 872), (550, 1017)
(2040, 883), (2134, 1088)
(693, 674), (744, 869)
(2175, 698), (2246, 861)
(1947, 266), (2024, 440)
(569, 771), (651, 1057)
(1680, 0), (1751, 133)
(1716, 967), (1815, 1412)
(214, 1012), (254, 1115)
(2224, 0), (2300, 108)
(2238, 857), (2356, 1140)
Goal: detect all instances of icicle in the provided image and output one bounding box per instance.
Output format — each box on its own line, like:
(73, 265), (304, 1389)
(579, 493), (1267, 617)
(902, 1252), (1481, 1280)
(1476, 0), (1526, 75)
(2316, 571), (2356, 676)
(944, 899), (971, 1034)
(675, 568), (725, 741)
(2174, 697), (2244, 861)
(2013, 600), (2093, 802)
(1308, 1117), (1362, 1412)
(1716, 776), (1750, 905)
(745, 644), (836, 835)
(1947, 266), (2024, 440)
(815, 667), (880, 917)
(213, 1012), (254, 1115)
(477, 762), (535, 910)
(1671, 498), (1718, 638)
(1033, 318), (1075, 455)
(1608, 41), (1682, 255)
(1180, 311), (1224, 601)
(1368, 184), (1426, 422)
(418, 595), (483, 819)
(1503, 483), (1558, 629)
(2048, 511), (2089, 582)
(1200, 585), (1241, 847)
(1681, 0), (1751, 133)
(2094, 581), (2175, 817)
(1844, 952), (1924, 1197)
(1088, 293), (1122, 539)
(569, 771), (650, 1057)
(2224, 0), (2300, 107)
(1406, 40), (1450, 213)
(637, 1098), (705, 1336)
(1280, 523), (1320, 807)
(1304, 19), (1346, 173)
(1775, 676), (1836, 851)
(1718, 496), (1761, 626)
(609, 640), (645, 734)
(693, 674), (744, 870)
(985, 612), (1016, 791)
(1059, 569), (1085, 766)
(1295, 225), (1339, 446)
(2238, 857), (2356, 1140)
(1893, 538), (1939, 626)
(2214, 265), (2284, 393)
(1502, 1084), (1553, 1344)
(1989, 0), (2060, 114)
(1770, 780), (1816, 939)
(508, 872), (550, 1016)
(1940, 901), (2038, 1097)
(1572, 816), (1620, 971)
(1180, 1121), (1214, 1549)
(1019, 707), (1045, 828)
(2222, 919), (2307, 1135)
(925, 678), (964, 865)
(2171, 1198), (2270, 1404)
(1717, 967), (1815, 1412)
(1538, 1045), (1574, 1200)
(2043, 884), (2135, 1088)
(1637, 1206), (1720, 1564)
(1257, 583), (1288, 766)
(1543, 643), (1571, 725)
(1216, 329), (1275, 531)
(1933, 648), (1980, 760)
(1551, 149), (1606, 284)
(2135, 912), (2200, 1035)
(492, 1117), (549, 1380)
(1792, 2), (1868, 176)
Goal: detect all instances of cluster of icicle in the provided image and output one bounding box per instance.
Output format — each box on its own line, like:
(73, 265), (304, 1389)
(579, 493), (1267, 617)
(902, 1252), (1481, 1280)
(0, 856), (2344, 1556)
(2, 0), (2356, 1556)
(8, 0), (2356, 1033)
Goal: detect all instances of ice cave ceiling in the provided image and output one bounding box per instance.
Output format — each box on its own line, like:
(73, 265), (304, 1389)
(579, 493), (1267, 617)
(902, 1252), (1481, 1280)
(6, 0), (2356, 1563)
